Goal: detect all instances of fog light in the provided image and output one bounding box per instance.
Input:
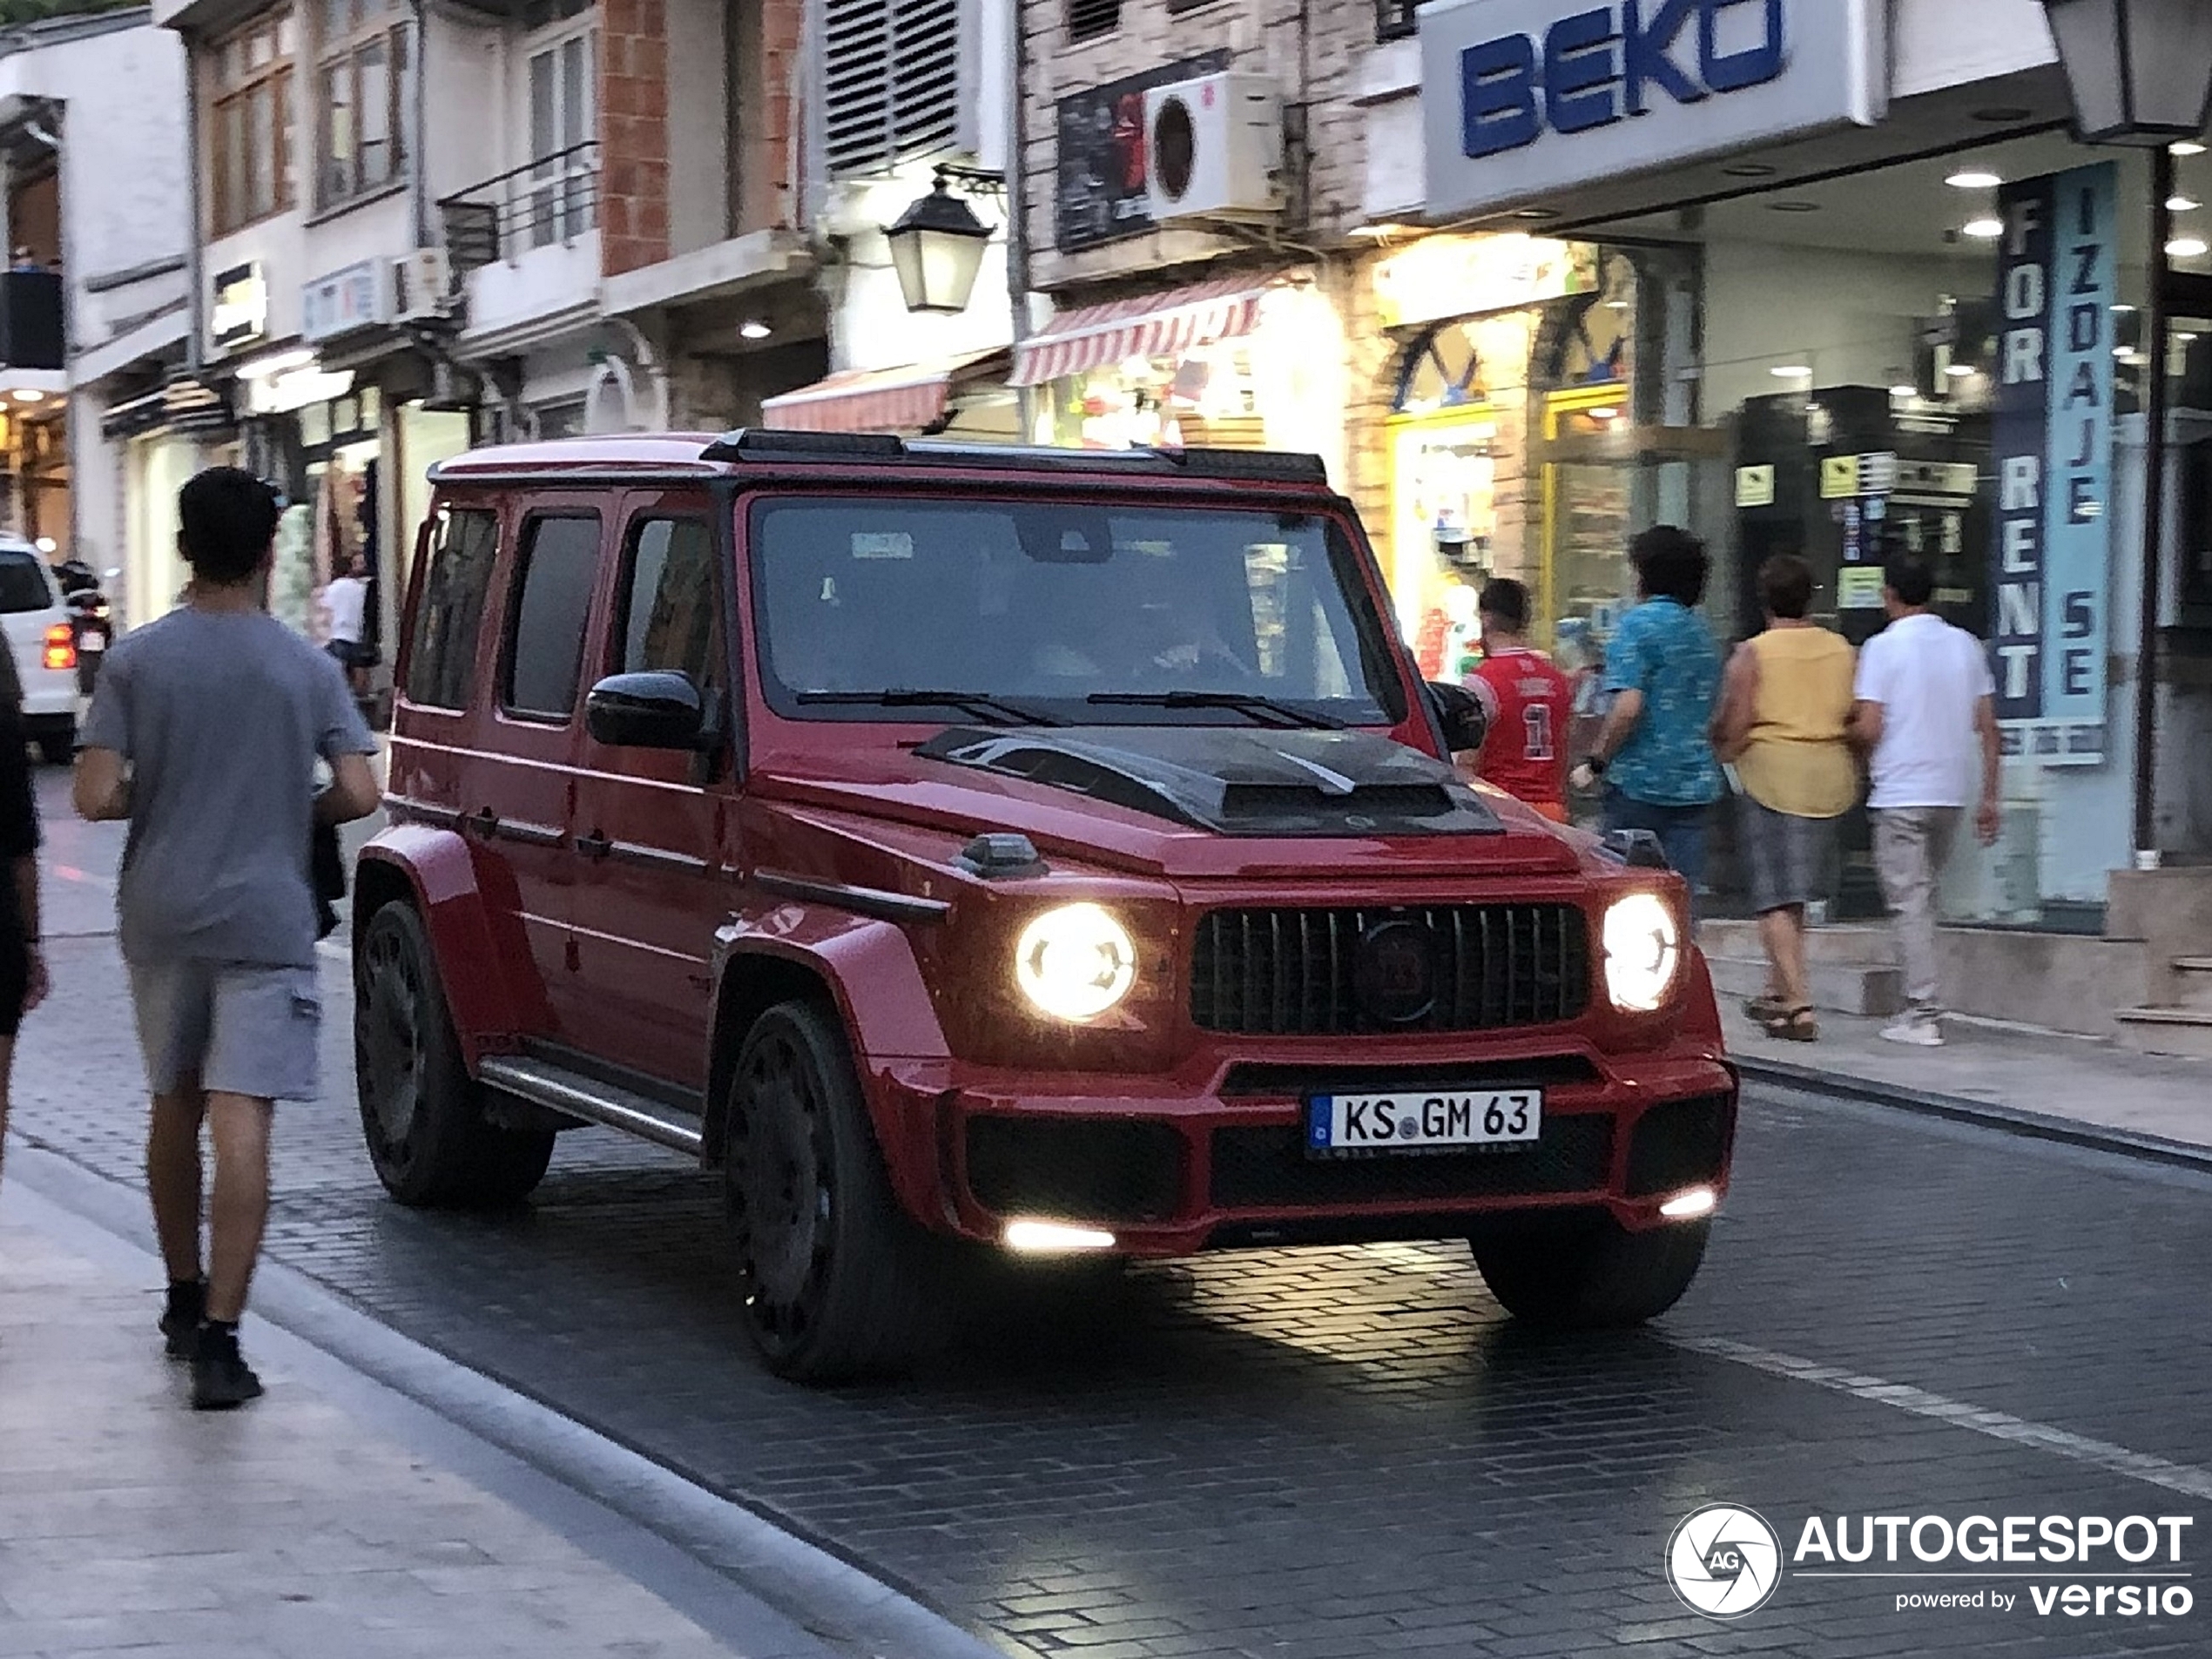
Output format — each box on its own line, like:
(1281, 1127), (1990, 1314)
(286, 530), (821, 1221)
(1001, 1219), (1117, 1253)
(1661, 1186), (1716, 1220)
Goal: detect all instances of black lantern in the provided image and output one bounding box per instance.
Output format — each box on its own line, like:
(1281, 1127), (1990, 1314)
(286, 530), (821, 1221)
(885, 171), (995, 315)
(2040, 0), (2212, 143)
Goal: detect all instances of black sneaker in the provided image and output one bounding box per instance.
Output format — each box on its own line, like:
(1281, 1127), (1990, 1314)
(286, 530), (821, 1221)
(190, 1325), (264, 1411)
(158, 1282), (206, 1361)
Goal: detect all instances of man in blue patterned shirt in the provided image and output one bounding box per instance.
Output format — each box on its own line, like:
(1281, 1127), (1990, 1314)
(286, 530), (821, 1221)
(1570, 527), (1723, 900)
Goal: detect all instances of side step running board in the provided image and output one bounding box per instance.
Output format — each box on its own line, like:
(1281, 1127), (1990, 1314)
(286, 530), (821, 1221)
(478, 1055), (705, 1156)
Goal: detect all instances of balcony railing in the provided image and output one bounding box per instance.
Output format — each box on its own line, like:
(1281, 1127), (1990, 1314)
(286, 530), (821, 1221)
(437, 141), (601, 275)
(1376, 0), (1418, 41)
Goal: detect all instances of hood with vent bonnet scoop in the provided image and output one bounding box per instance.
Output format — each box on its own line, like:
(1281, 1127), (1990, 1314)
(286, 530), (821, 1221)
(913, 725), (1505, 838)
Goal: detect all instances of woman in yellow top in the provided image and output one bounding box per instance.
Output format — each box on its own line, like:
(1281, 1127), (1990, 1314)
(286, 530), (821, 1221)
(1711, 555), (1858, 1042)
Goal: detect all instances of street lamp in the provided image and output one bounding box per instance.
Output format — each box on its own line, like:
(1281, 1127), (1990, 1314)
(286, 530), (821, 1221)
(2040, 0), (2212, 143)
(885, 169), (995, 316)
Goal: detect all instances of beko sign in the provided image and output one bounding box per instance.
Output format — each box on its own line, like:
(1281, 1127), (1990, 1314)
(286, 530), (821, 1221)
(1423, 0), (1885, 219)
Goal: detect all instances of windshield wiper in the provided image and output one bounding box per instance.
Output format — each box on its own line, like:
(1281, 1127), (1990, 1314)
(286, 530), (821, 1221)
(1086, 691), (1346, 730)
(795, 689), (1065, 727)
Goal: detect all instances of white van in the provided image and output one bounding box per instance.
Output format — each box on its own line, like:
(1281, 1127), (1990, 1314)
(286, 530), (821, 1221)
(0, 541), (79, 762)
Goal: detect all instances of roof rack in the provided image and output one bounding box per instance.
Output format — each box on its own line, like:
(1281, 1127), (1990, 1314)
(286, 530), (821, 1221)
(698, 428), (1329, 485)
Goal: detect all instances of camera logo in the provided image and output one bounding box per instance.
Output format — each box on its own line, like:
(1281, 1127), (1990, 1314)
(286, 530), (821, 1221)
(1669, 1505), (1783, 1619)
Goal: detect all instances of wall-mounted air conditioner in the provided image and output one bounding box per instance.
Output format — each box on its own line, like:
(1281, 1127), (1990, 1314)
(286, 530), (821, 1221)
(1143, 72), (1285, 225)
(394, 248), (453, 321)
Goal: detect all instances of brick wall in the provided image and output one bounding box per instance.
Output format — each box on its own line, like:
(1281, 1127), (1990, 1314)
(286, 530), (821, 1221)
(739, 0), (804, 233)
(600, 0), (671, 276)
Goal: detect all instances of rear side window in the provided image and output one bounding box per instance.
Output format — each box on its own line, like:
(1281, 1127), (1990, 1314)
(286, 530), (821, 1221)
(503, 515), (602, 719)
(405, 508), (500, 709)
(617, 518), (717, 684)
(0, 554), (51, 614)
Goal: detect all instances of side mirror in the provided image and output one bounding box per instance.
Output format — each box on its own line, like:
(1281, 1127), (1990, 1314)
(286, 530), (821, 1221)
(585, 671), (706, 751)
(1426, 680), (1488, 756)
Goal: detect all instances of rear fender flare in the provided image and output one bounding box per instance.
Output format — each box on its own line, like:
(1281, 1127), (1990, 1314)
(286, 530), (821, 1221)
(353, 829), (532, 1066)
(704, 906), (948, 1220)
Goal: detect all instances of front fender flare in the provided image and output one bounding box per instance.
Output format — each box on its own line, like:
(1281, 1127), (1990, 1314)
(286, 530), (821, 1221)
(354, 827), (535, 1066)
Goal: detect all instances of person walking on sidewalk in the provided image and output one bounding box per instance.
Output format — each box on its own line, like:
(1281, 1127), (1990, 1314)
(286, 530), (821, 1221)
(1462, 578), (1574, 823)
(72, 467), (381, 1410)
(1571, 527), (1723, 900)
(1710, 555), (1857, 1042)
(1849, 553), (2002, 1048)
(0, 649), (48, 1200)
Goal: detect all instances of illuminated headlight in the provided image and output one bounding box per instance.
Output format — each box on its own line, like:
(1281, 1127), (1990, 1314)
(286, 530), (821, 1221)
(1602, 892), (1681, 1012)
(1014, 903), (1138, 1022)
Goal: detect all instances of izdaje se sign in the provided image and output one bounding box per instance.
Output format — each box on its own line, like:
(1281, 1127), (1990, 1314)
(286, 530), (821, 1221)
(1422, 0), (1888, 219)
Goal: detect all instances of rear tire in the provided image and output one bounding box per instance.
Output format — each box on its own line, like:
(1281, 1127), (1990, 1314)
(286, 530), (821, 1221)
(355, 902), (555, 1208)
(723, 1001), (948, 1383)
(1470, 1217), (1710, 1329)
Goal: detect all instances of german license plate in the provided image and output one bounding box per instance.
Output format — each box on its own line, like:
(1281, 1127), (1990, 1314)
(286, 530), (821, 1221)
(1305, 1089), (1542, 1157)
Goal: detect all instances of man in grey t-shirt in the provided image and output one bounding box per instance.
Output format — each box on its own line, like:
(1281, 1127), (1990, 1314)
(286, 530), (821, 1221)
(76, 467), (381, 1410)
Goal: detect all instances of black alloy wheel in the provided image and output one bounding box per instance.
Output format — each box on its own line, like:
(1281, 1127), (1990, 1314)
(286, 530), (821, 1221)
(723, 1001), (948, 1382)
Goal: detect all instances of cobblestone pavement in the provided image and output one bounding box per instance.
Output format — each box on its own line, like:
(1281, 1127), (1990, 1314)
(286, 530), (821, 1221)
(14, 772), (2212, 1659)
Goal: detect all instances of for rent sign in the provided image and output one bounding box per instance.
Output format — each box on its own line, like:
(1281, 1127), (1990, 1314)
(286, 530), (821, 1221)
(1989, 164), (2117, 765)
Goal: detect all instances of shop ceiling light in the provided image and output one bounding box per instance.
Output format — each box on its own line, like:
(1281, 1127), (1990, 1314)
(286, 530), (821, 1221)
(2040, 0), (2212, 144)
(1963, 218), (2006, 239)
(2114, 302), (2141, 312)
(1891, 384), (1918, 400)
(739, 320), (771, 341)
(2173, 195), (2203, 210)
(1946, 170), (2004, 189)
(10, 388), (39, 403)
(1947, 364), (1979, 378)
(2176, 141), (2209, 156)
(1770, 365), (1812, 379)
(2169, 236), (2211, 257)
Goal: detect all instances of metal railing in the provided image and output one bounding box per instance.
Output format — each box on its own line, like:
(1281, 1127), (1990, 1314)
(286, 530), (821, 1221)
(437, 140), (601, 274)
(1376, 0), (1419, 41)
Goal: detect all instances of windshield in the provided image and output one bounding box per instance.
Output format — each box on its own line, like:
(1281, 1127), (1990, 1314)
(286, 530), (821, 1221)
(748, 497), (1406, 727)
(0, 553), (51, 614)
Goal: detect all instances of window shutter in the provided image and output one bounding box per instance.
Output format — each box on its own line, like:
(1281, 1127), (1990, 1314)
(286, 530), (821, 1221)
(1068, 0), (1119, 41)
(824, 0), (964, 177)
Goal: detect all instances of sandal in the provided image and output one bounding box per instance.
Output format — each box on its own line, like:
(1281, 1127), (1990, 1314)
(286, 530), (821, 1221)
(1759, 1004), (1819, 1042)
(1744, 993), (1788, 1024)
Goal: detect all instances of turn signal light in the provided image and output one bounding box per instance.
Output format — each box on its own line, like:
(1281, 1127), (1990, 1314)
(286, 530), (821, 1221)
(42, 622), (74, 671)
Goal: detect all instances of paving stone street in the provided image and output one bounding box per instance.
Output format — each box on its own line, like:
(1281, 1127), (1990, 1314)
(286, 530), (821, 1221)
(9, 771), (2212, 1659)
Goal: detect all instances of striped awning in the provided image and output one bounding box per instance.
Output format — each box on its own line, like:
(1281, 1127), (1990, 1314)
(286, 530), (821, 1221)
(1008, 272), (1278, 388)
(761, 349), (1008, 434)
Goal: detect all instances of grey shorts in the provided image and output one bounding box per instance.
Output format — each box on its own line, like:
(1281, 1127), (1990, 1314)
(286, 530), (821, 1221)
(1739, 795), (1840, 915)
(127, 961), (323, 1102)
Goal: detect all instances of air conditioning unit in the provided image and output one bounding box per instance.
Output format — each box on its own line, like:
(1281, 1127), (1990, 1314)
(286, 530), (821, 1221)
(1143, 72), (1284, 225)
(394, 247), (453, 320)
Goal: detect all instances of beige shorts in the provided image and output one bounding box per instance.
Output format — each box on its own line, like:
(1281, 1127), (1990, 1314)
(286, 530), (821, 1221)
(127, 961), (323, 1103)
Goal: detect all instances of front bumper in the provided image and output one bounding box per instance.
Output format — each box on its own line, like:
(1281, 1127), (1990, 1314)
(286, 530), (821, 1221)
(881, 1044), (1737, 1255)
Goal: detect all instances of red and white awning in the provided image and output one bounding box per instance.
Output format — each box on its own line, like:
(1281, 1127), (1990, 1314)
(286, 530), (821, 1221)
(760, 349), (1008, 433)
(1008, 272), (1279, 388)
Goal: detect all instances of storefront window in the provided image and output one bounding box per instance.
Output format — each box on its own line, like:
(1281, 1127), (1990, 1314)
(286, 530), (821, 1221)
(1584, 135), (2161, 926)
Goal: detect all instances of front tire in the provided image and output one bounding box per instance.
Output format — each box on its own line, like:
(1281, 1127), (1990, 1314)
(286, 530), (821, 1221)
(723, 1001), (947, 1383)
(355, 902), (554, 1208)
(1471, 1216), (1710, 1329)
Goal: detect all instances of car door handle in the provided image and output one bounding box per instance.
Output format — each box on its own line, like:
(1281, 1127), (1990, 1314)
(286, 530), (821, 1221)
(575, 829), (612, 860)
(466, 807), (499, 839)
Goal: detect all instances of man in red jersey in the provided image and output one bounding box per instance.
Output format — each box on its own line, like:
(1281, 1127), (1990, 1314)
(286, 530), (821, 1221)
(1463, 579), (1574, 823)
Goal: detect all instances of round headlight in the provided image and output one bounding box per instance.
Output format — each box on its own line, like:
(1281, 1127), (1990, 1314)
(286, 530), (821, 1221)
(1603, 892), (1681, 1012)
(1015, 903), (1138, 1022)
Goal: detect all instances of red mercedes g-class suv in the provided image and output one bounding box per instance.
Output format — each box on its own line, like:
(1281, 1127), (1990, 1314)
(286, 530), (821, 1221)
(354, 428), (1736, 1381)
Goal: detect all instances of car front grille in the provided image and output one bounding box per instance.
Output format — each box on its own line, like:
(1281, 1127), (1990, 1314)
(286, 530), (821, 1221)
(1208, 1113), (1615, 1211)
(1189, 904), (1591, 1036)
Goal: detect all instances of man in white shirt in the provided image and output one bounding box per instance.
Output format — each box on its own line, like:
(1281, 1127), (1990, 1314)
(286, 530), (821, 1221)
(1849, 556), (2002, 1047)
(320, 556), (370, 697)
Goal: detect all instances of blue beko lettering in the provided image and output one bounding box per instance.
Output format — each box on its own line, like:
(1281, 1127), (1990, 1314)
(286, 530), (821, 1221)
(1623, 0), (1703, 114)
(1543, 9), (1622, 133)
(1460, 33), (1541, 158)
(1459, 0), (1788, 158)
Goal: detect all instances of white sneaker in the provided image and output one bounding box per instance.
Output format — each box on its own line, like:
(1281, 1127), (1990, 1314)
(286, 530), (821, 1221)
(1880, 1014), (1944, 1048)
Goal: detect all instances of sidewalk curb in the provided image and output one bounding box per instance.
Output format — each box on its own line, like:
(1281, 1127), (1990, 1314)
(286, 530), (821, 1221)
(7, 1143), (1034, 1659)
(1736, 1054), (2212, 1175)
